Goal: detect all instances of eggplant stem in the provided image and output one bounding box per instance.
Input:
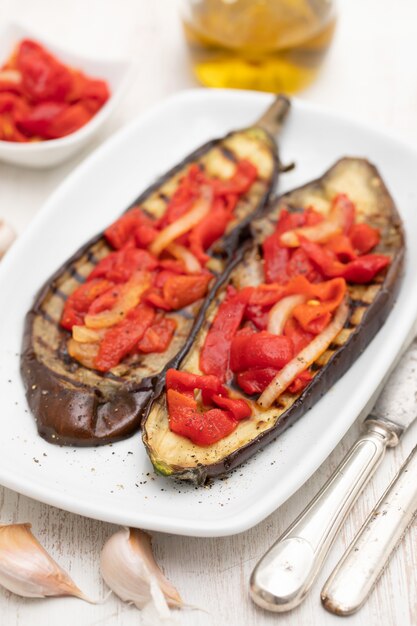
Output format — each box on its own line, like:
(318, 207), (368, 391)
(255, 94), (291, 137)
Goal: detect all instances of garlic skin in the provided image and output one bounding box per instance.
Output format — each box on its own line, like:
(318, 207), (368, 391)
(100, 527), (182, 616)
(0, 523), (92, 601)
(0, 220), (16, 259)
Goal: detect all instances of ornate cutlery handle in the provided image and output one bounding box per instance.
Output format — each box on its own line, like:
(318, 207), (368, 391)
(321, 444), (417, 615)
(249, 418), (398, 612)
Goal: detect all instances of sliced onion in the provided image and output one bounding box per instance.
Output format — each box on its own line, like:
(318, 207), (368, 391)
(72, 325), (102, 343)
(267, 294), (307, 335)
(280, 220), (341, 247)
(258, 298), (349, 408)
(166, 243), (201, 273)
(0, 69), (21, 84)
(84, 273), (151, 329)
(149, 186), (213, 257)
(67, 339), (99, 369)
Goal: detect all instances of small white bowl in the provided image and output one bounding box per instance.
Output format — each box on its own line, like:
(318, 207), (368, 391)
(0, 22), (132, 168)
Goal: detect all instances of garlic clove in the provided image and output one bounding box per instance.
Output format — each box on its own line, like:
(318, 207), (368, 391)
(100, 527), (182, 615)
(0, 523), (93, 602)
(0, 219), (16, 259)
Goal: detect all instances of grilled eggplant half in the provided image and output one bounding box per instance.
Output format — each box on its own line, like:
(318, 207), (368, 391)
(143, 158), (404, 484)
(21, 96), (290, 446)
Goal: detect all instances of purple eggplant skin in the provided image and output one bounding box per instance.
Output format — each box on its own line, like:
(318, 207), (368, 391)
(142, 158), (405, 485)
(20, 96), (290, 447)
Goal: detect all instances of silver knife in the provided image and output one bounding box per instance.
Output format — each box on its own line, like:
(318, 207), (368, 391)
(321, 443), (417, 615)
(249, 338), (417, 613)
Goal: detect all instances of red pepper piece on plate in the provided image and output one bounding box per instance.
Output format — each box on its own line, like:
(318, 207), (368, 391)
(209, 394), (252, 420)
(94, 304), (155, 371)
(262, 208), (323, 284)
(300, 238), (390, 283)
(137, 317), (177, 353)
(166, 369), (224, 396)
(324, 234), (356, 262)
(16, 39), (73, 103)
(142, 288), (172, 311)
(199, 286), (249, 381)
(341, 254), (391, 283)
(286, 247), (323, 283)
(88, 248), (158, 283)
(61, 279), (113, 330)
(87, 284), (123, 314)
(167, 389), (237, 446)
(188, 197), (234, 264)
(162, 273), (212, 310)
(349, 223), (380, 254)
(166, 369), (251, 445)
(236, 366), (313, 396)
(283, 317), (315, 354)
(105, 208), (157, 250)
(158, 164), (205, 228)
(236, 367), (279, 395)
(291, 277), (346, 334)
(230, 330), (293, 373)
(288, 369), (313, 394)
(211, 160), (258, 195)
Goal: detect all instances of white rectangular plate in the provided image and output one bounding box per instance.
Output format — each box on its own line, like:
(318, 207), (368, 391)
(0, 89), (416, 537)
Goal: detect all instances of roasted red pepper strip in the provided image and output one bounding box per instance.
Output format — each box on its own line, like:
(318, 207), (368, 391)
(324, 234), (356, 262)
(262, 208), (324, 284)
(61, 279), (113, 330)
(230, 331), (294, 373)
(166, 370), (251, 444)
(94, 304), (155, 371)
(87, 284), (123, 314)
(0, 92), (30, 141)
(209, 394), (252, 421)
(349, 223), (380, 254)
(16, 39), (73, 103)
(284, 317), (315, 353)
(188, 197), (234, 264)
(137, 317), (177, 353)
(199, 287), (249, 381)
(104, 208), (156, 250)
(88, 248), (158, 283)
(211, 160), (258, 195)
(157, 165), (204, 228)
(300, 238), (390, 283)
(17, 101), (93, 139)
(167, 389), (237, 446)
(236, 367), (278, 395)
(0, 39), (110, 142)
(162, 274), (212, 310)
(292, 277), (346, 334)
(236, 366), (312, 396)
(288, 369), (313, 394)
(166, 369), (224, 395)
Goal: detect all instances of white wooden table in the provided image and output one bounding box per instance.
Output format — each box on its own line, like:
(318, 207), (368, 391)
(1, 1), (417, 624)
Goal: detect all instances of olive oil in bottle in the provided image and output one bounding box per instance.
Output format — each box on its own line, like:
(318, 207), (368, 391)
(182, 0), (336, 93)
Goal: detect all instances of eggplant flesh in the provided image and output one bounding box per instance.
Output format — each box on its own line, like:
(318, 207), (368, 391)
(142, 158), (405, 484)
(21, 97), (290, 446)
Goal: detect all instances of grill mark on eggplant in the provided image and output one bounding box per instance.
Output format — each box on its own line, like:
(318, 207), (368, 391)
(21, 120), (281, 446)
(51, 287), (67, 301)
(86, 250), (98, 264)
(142, 157), (405, 484)
(38, 309), (58, 325)
(220, 145), (238, 163)
(67, 268), (86, 284)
